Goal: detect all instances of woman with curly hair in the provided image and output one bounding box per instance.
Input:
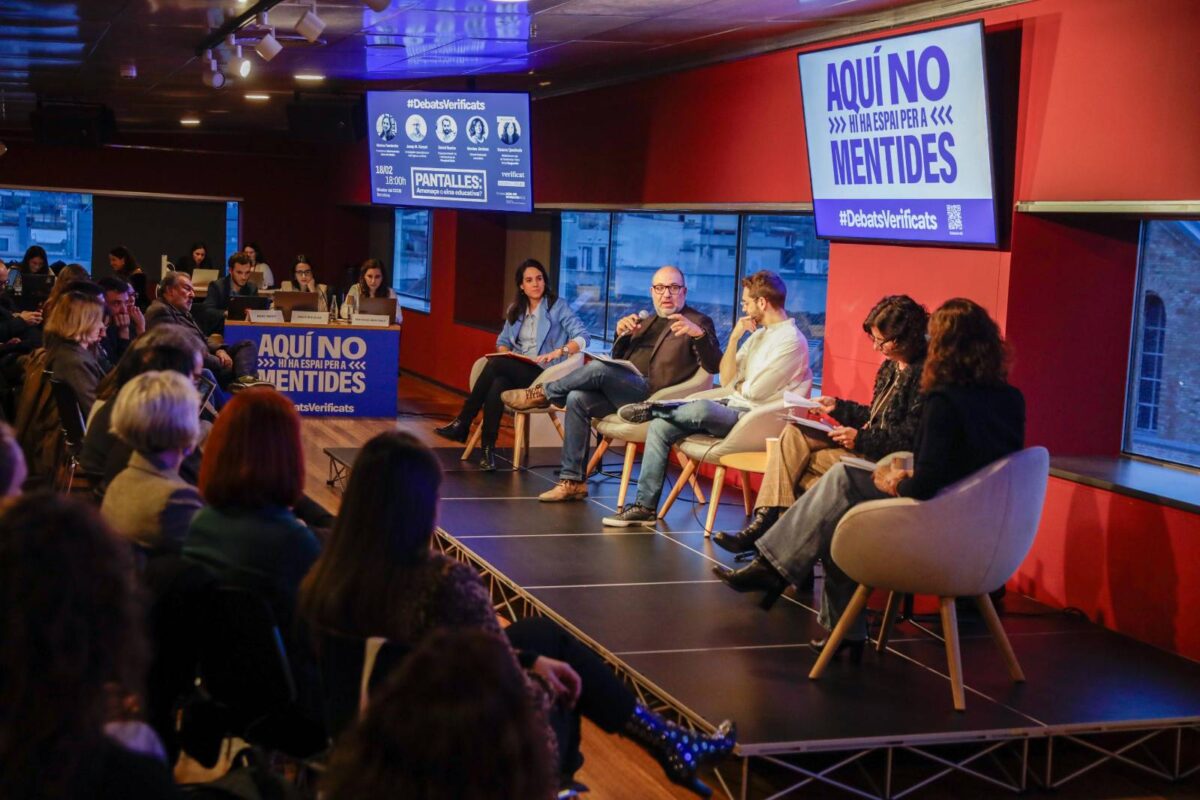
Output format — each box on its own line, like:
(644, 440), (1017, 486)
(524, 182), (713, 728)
(714, 298), (1025, 653)
(0, 495), (177, 798)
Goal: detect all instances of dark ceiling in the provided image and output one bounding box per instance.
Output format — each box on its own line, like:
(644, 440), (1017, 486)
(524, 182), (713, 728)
(0, 0), (972, 133)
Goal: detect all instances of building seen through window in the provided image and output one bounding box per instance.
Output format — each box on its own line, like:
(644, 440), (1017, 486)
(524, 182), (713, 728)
(1124, 220), (1200, 468)
(0, 188), (94, 271)
(392, 208), (432, 312)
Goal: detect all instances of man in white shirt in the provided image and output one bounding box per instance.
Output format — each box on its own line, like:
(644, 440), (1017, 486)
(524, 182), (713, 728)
(603, 271), (810, 526)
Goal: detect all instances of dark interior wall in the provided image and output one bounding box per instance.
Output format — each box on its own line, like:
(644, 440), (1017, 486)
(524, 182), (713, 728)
(91, 195), (227, 281)
(453, 211), (508, 330)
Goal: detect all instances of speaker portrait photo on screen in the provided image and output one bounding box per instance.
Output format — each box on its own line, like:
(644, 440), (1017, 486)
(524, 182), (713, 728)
(498, 116), (522, 145)
(467, 115), (488, 144)
(436, 114), (458, 143)
(376, 113), (397, 142)
(405, 113), (427, 142)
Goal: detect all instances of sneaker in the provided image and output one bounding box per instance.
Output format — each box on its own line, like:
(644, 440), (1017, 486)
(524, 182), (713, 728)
(602, 504), (658, 527)
(617, 402), (655, 424)
(502, 385), (550, 411)
(538, 480), (588, 502)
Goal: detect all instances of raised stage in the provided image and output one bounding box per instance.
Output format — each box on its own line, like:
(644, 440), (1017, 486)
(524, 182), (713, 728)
(325, 445), (1200, 799)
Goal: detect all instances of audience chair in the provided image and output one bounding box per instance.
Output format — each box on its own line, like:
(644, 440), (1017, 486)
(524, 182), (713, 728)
(460, 353), (584, 469)
(316, 632), (413, 740)
(48, 374), (89, 493)
(584, 366), (713, 511)
(809, 447), (1051, 711)
(657, 380), (811, 532)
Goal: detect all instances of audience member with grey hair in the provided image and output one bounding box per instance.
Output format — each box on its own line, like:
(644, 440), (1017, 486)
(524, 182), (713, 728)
(101, 371), (204, 553)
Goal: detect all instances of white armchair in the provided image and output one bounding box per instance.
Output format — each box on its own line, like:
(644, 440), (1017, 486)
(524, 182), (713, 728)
(461, 353), (584, 469)
(583, 366), (713, 510)
(809, 447), (1050, 711)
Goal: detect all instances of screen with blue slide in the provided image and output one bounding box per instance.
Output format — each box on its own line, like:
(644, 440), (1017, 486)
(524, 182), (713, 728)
(797, 22), (997, 246)
(366, 91), (532, 213)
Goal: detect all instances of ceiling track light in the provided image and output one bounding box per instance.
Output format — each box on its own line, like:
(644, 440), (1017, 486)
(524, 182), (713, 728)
(364, 0), (392, 11)
(234, 45), (253, 78)
(202, 49), (226, 88)
(255, 32), (282, 61)
(295, 6), (326, 43)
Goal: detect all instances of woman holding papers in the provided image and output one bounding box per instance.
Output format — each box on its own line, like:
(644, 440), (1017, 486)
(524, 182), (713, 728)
(714, 295), (928, 555)
(713, 299), (1025, 660)
(434, 259), (587, 470)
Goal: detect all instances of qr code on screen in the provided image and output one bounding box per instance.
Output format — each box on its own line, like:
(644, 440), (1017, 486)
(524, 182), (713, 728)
(946, 204), (963, 233)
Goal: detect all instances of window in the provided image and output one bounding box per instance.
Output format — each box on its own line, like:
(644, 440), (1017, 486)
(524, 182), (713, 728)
(559, 211), (611, 337)
(739, 215), (831, 388)
(1124, 220), (1200, 468)
(0, 187), (94, 271)
(392, 208), (432, 313)
(224, 201), (239, 265)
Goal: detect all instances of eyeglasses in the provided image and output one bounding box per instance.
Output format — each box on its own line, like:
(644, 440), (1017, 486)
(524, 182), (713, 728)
(295, 269), (312, 276)
(651, 284), (685, 295)
(868, 333), (896, 349)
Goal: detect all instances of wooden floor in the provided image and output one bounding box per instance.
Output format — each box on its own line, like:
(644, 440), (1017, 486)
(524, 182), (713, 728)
(239, 373), (1194, 800)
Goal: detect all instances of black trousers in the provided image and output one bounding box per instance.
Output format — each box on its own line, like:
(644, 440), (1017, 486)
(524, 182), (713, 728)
(505, 617), (637, 779)
(457, 357), (543, 447)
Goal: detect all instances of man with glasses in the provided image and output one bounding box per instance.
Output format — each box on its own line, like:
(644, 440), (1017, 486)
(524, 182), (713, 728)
(602, 270), (810, 526)
(503, 265), (722, 502)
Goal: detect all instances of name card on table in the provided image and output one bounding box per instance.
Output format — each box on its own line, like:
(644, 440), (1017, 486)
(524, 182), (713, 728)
(291, 310), (331, 325)
(248, 309), (285, 323)
(351, 313), (391, 328)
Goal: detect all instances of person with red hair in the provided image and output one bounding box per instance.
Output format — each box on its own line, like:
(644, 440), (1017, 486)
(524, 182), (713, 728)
(183, 387), (320, 631)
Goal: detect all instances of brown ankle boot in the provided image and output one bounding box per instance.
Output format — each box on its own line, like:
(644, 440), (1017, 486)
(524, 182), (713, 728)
(501, 385), (549, 411)
(538, 479), (588, 502)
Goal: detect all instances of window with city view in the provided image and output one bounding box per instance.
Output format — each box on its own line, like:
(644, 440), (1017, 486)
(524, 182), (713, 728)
(0, 188), (94, 272)
(393, 208), (432, 312)
(1124, 220), (1200, 469)
(558, 211), (831, 386)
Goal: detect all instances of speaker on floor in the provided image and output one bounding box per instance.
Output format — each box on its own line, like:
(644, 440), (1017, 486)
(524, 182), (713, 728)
(30, 101), (117, 146)
(286, 94), (365, 143)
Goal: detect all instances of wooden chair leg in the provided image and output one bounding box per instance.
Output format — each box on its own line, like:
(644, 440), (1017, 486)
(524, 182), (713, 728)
(549, 410), (566, 441)
(738, 469), (754, 515)
(512, 413), (527, 470)
(461, 424), (483, 461)
(809, 584), (872, 680)
(975, 593), (1025, 683)
(940, 597), (967, 711)
(876, 591), (901, 653)
(584, 437), (611, 478)
(658, 458), (697, 518)
(617, 442), (638, 510)
(677, 451), (707, 505)
(704, 466), (727, 537)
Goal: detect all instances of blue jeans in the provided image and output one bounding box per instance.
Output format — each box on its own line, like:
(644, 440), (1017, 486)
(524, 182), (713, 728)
(633, 399), (744, 510)
(755, 464), (888, 641)
(544, 362), (650, 481)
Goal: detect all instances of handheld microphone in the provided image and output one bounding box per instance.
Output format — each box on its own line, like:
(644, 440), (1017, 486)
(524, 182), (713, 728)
(637, 310), (651, 321)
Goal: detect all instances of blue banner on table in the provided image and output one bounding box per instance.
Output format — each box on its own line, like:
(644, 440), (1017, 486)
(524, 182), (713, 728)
(798, 22), (998, 246)
(224, 325), (398, 417)
(366, 90), (532, 213)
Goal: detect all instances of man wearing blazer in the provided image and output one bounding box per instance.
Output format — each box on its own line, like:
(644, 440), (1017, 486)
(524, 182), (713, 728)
(503, 265), (722, 502)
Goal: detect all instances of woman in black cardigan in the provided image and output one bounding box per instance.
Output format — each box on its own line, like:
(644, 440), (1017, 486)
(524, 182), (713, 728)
(714, 298), (1025, 655)
(715, 295), (928, 554)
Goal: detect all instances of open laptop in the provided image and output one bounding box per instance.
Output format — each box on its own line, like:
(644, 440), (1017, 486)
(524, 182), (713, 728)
(17, 273), (54, 311)
(227, 295), (272, 321)
(357, 296), (398, 322)
(191, 268), (220, 291)
(271, 291), (320, 322)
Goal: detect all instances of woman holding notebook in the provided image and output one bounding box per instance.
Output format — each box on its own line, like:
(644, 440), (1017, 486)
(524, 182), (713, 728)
(434, 259), (588, 471)
(714, 295), (929, 556)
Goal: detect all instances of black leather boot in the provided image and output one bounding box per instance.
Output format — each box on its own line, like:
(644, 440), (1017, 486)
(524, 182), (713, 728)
(622, 704), (737, 798)
(712, 506), (781, 554)
(808, 637), (865, 664)
(433, 418), (470, 443)
(478, 444), (496, 471)
(712, 557), (789, 609)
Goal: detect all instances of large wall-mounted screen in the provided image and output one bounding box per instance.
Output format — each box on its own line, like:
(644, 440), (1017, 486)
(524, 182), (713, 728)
(797, 21), (997, 246)
(366, 90), (532, 213)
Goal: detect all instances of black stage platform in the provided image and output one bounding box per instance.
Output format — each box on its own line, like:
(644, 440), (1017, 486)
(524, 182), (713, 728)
(326, 445), (1200, 798)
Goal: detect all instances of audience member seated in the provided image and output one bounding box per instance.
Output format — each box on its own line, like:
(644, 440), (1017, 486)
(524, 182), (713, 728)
(0, 259), (42, 347)
(109, 246), (149, 309)
(435, 258), (588, 470)
(340, 258), (401, 324)
(184, 388), (320, 634)
(14, 290), (108, 482)
(98, 275), (147, 363)
(0, 421), (26, 497)
(41, 263), (90, 319)
(602, 270), (809, 526)
(16, 244), (50, 278)
(278, 255), (329, 311)
(299, 430), (734, 796)
(715, 295), (929, 554)
(242, 241), (274, 289)
(0, 494), (178, 798)
(174, 241), (211, 276)
(503, 265), (722, 502)
(83, 325), (205, 487)
(102, 371), (204, 555)
(201, 253), (258, 334)
(322, 629), (558, 800)
(715, 299), (1026, 654)
(146, 270), (257, 390)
